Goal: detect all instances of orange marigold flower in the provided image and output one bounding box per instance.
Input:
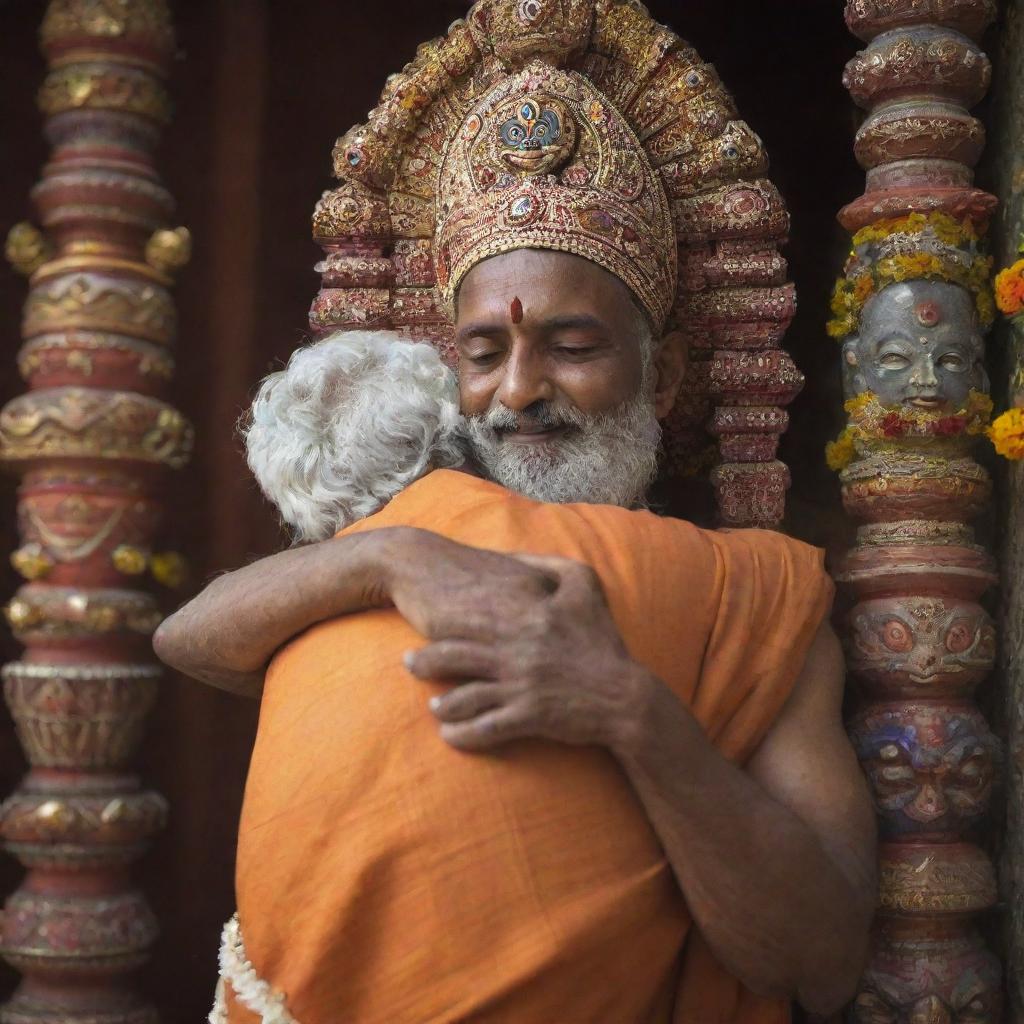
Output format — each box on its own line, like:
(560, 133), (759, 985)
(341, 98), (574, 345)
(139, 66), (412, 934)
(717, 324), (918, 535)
(988, 408), (1024, 460)
(853, 275), (874, 303)
(995, 260), (1024, 316)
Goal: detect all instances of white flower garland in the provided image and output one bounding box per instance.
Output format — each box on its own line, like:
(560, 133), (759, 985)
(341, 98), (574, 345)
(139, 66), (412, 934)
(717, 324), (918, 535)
(208, 914), (300, 1024)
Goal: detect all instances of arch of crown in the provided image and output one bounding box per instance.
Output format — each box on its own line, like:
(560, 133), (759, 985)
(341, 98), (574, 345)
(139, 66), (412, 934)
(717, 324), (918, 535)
(308, 0), (804, 528)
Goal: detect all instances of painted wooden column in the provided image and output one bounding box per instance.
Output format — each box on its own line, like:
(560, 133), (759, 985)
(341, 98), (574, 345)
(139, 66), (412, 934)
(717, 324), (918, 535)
(0, 1), (191, 1020)
(828, 1), (1004, 1020)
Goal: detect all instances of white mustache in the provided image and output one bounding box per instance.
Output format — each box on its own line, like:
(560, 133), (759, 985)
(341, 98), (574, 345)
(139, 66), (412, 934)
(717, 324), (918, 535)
(474, 402), (586, 434)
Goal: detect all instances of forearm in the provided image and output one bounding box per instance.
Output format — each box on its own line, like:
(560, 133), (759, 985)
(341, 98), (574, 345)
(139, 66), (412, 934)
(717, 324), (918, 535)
(153, 528), (401, 695)
(612, 673), (870, 1014)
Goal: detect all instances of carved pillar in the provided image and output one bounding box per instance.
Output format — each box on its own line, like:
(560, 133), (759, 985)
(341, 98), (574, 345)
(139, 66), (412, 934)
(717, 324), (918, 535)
(828, 2), (1004, 1019)
(0, 2), (191, 1020)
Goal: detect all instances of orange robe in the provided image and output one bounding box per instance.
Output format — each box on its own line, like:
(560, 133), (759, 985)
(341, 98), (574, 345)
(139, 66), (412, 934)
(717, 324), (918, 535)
(227, 470), (833, 1023)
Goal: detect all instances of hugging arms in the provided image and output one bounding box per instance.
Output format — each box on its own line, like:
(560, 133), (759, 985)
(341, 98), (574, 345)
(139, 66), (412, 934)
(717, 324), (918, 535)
(156, 523), (875, 1016)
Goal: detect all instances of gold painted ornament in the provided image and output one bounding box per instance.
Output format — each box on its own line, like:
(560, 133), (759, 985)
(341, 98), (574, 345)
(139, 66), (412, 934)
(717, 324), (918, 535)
(5, 223), (52, 277)
(145, 226), (191, 274)
(10, 544), (55, 582)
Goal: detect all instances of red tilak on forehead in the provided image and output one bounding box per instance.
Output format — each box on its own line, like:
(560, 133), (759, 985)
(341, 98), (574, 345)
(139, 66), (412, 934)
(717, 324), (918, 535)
(915, 301), (941, 327)
(510, 296), (524, 324)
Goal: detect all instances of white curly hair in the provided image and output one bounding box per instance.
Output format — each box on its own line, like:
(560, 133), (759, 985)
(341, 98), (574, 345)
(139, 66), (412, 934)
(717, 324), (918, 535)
(241, 330), (464, 543)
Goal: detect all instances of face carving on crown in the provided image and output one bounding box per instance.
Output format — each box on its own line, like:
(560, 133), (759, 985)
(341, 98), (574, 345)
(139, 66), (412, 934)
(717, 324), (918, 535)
(849, 703), (999, 839)
(473, 0), (594, 68)
(498, 97), (576, 174)
(842, 280), (988, 412)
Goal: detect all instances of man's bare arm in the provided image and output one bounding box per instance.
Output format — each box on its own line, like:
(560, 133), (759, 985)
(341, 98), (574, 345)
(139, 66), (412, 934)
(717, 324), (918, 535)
(409, 563), (875, 1016)
(612, 625), (876, 1015)
(153, 531), (395, 698)
(152, 527), (556, 697)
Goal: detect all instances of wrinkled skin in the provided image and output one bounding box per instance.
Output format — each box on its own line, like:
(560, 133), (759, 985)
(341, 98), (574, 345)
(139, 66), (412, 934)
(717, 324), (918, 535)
(842, 281), (988, 412)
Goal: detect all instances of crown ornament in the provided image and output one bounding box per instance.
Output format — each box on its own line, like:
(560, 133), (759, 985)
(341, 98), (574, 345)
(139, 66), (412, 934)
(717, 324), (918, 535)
(309, 0), (802, 517)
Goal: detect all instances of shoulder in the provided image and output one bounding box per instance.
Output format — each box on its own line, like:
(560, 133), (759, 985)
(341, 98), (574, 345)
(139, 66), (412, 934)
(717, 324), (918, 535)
(711, 526), (825, 561)
(708, 527), (831, 588)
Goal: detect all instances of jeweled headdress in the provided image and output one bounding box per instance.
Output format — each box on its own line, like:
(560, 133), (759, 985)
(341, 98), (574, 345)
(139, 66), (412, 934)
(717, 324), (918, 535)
(308, 0), (803, 526)
(434, 61), (676, 327)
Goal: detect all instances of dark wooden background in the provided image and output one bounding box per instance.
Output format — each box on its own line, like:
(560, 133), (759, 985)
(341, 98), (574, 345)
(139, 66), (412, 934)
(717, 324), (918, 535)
(0, 0), (872, 1018)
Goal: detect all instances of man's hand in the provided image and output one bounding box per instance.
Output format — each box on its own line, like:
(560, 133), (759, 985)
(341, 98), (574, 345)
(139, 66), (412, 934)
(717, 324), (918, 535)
(405, 554), (650, 751)
(407, 559), (875, 1017)
(153, 527), (558, 698)
(386, 536), (558, 641)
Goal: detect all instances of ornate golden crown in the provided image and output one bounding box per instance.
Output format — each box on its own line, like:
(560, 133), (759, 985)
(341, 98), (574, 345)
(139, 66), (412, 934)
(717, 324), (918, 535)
(308, 0), (800, 498)
(434, 60), (676, 326)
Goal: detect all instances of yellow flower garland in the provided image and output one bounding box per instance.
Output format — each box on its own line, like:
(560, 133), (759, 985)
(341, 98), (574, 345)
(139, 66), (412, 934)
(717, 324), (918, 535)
(826, 212), (994, 340)
(825, 390), (994, 471)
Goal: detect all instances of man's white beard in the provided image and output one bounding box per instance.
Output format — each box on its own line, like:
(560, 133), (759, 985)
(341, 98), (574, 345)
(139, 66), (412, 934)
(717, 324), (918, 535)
(463, 389), (662, 508)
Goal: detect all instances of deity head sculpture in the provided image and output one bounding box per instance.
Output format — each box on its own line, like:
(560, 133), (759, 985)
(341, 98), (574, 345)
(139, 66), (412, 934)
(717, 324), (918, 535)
(853, 927), (1002, 1024)
(849, 702), (1000, 840)
(846, 595), (996, 698)
(842, 280), (988, 412)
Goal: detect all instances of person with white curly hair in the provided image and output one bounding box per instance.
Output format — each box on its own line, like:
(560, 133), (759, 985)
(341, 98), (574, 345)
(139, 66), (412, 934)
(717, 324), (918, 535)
(240, 330), (467, 543)
(158, 319), (870, 1024)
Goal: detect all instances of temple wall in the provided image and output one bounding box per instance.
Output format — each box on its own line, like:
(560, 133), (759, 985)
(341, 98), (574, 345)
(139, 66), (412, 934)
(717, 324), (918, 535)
(988, 0), (1024, 1015)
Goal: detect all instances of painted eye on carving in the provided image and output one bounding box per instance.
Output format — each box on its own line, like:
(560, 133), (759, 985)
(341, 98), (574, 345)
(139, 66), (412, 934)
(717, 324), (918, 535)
(880, 619), (914, 653)
(939, 352), (967, 370)
(945, 619), (976, 653)
(956, 748), (991, 787)
(852, 988), (898, 1024)
(501, 121), (527, 146)
(878, 764), (914, 783)
(878, 352), (911, 370)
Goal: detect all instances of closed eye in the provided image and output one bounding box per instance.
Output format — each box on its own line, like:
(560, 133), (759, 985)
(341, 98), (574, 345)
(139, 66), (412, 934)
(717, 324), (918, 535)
(553, 345), (599, 358)
(878, 353), (911, 369)
(462, 348), (504, 368)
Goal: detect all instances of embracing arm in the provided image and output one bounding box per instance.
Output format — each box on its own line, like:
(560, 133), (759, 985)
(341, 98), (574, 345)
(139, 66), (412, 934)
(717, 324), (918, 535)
(407, 561), (875, 1016)
(152, 530), (396, 698)
(153, 526), (556, 699)
(612, 624), (876, 1015)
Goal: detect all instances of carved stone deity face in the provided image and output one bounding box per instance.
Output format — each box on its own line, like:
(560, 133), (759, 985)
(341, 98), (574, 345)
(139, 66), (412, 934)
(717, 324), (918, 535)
(846, 596), (996, 698)
(849, 703), (999, 839)
(842, 280), (988, 411)
(853, 929), (1002, 1024)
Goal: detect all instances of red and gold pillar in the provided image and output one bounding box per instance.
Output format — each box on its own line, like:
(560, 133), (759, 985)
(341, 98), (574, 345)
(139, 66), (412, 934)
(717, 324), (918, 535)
(830, 1), (1003, 1019)
(0, 1), (190, 1020)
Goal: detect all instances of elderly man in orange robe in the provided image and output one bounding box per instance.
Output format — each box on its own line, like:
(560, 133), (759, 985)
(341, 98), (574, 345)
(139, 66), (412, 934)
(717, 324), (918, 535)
(155, 3), (877, 1021)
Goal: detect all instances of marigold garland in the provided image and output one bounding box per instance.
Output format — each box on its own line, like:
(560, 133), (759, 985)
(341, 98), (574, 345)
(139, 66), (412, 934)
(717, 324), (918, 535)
(990, 241), (1024, 460)
(851, 212), (979, 249)
(825, 390), (994, 471)
(988, 408), (1024, 460)
(826, 212), (994, 340)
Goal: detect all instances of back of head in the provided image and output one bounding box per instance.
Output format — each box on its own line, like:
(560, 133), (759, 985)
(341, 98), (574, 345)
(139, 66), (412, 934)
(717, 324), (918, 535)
(242, 330), (463, 542)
